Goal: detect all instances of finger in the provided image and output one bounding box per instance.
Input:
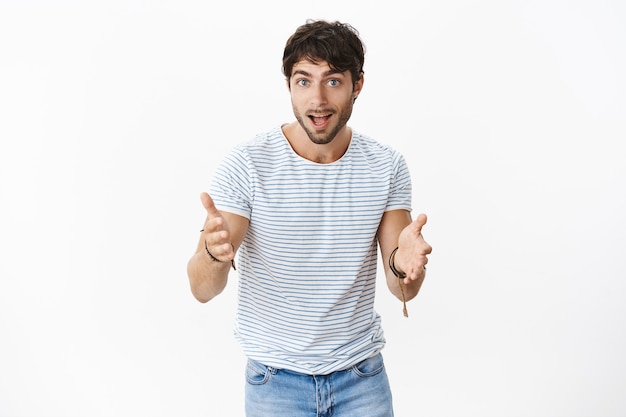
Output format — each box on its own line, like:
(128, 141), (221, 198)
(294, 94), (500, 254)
(207, 239), (233, 256)
(203, 225), (228, 242)
(404, 262), (427, 283)
(205, 239), (235, 262)
(200, 192), (221, 218)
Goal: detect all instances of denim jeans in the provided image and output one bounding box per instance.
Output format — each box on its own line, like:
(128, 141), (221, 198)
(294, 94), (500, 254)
(245, 353), (394, 417)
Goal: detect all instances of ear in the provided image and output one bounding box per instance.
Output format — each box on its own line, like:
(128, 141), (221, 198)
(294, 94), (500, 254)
(353, 72), (364, 101)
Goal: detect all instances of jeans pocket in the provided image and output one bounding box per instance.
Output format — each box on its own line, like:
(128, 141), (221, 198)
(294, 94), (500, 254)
(246, 359), (272, 385)
(351, 353), (385, 378)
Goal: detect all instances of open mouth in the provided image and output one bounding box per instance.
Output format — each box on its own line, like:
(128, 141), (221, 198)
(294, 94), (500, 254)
(308, 113), (332, 128)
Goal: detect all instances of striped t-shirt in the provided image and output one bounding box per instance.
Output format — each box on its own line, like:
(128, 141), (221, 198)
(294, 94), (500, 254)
(210, 126), (412, 375)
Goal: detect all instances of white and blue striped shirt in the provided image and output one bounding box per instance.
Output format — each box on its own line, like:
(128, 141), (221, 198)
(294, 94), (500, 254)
(210, 126), (412, 375)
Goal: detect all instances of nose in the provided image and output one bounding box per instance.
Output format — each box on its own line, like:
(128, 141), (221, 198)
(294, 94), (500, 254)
(309, 83), (328, 107)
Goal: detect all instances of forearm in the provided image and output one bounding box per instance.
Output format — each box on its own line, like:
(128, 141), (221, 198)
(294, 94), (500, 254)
(188, 200), (248, 303)
(187, 250), (231, 303)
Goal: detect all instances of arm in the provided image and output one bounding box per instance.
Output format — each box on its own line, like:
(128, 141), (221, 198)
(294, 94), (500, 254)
(187, 192), (249, 303)
(377, 209), (432, 302)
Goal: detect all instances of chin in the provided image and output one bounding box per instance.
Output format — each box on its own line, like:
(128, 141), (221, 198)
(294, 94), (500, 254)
(306, 130), (337, 145)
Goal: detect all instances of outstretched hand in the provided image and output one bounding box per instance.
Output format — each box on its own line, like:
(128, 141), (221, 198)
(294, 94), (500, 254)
(395, 213), (432, 283)
(199, 192), (235, 263)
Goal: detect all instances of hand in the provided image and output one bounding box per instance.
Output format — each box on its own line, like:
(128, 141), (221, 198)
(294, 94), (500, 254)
(200, 192), (235, 263)
(395, 213), (432, 283)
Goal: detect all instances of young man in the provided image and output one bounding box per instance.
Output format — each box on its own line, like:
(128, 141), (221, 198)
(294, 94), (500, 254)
(188, 20), (432, 417)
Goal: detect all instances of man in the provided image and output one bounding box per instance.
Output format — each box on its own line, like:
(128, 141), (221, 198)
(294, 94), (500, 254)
(187, 19), (432, 417)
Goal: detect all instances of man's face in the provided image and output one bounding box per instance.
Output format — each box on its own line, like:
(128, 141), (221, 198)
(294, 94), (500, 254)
(288, 60), (363, 145)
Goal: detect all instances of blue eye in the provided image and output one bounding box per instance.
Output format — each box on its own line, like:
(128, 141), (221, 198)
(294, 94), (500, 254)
(328, 79), (340, 86)
(297, 79), (309, 87)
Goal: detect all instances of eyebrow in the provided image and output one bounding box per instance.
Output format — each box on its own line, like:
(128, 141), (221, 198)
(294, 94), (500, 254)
(292, 69), (345, 78)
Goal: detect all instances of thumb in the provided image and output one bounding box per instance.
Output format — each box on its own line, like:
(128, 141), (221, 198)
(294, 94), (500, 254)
(200, 192), (221, 218)
(413, 213), (428, 233)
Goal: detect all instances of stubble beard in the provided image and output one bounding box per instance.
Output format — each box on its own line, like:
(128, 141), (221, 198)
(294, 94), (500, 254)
(294, 103), (353, 145)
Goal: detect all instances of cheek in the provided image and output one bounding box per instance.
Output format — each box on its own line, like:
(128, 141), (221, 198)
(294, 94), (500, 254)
(289, 92), (310, 109)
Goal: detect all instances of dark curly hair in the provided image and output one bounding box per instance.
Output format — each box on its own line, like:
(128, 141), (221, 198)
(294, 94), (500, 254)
(282, 20), (365, 86)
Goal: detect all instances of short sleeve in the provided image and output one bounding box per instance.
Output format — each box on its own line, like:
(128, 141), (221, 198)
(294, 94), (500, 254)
(385, 153), (412, 212)
(209, 147), (253, 219)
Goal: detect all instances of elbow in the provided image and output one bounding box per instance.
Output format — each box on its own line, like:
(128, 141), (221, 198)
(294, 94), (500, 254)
(194, 296), (211, 304)
(192, 291), (211, 303)
(190, 282), (225, 304)
(189, 286), (219, 304)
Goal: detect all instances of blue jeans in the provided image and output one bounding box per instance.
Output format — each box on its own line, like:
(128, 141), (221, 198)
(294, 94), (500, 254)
(245, 353), (394, 417)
